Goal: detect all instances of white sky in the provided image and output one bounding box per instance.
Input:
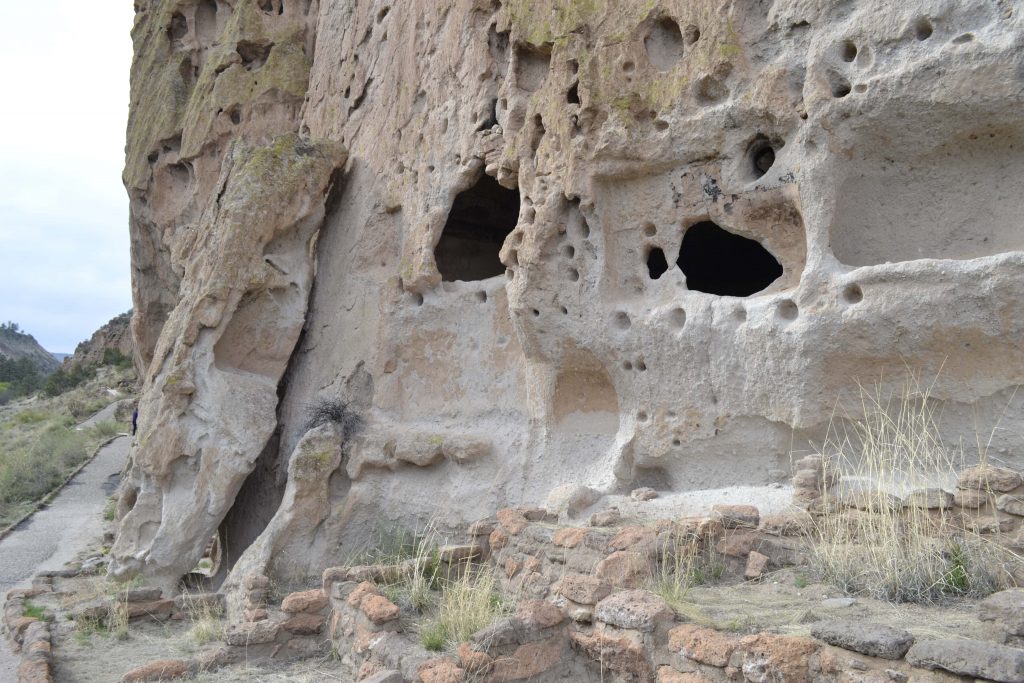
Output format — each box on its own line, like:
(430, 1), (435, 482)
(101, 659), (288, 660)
(0, 3), (135, 353)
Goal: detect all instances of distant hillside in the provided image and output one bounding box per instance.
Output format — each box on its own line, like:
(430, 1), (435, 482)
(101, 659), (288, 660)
(0, 323), (59, 375)
(66, 311), (134, 370)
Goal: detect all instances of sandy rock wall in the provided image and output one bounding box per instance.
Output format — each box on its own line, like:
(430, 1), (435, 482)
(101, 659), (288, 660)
(65, 312), (135, 369)
(120, 0), (1024, 587)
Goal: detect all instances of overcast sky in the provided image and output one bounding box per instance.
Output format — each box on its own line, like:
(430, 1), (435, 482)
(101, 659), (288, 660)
(0, 3), (135, 353)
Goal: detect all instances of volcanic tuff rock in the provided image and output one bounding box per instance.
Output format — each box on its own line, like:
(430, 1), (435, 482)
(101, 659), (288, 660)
(116, 0), (1024, 589)
(65, 311), (135, 370)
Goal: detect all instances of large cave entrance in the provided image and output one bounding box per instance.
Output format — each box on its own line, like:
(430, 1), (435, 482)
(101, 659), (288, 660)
(678, 221), (782, 296)
(435, 174), (520, 282)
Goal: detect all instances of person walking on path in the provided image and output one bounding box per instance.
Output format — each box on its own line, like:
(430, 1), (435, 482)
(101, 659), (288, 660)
(131, 407), (139, 436)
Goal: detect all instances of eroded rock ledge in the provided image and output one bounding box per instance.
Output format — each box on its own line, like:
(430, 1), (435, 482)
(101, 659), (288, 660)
(118, 0), (1024, 589)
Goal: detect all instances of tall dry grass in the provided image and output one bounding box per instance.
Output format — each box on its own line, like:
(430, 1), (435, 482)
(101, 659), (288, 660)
(811, 378), (1020, 602)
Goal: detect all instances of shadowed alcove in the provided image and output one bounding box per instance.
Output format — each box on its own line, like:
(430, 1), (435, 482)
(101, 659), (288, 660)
(435, 174), (520, 281)
(678, 221), (782, 296)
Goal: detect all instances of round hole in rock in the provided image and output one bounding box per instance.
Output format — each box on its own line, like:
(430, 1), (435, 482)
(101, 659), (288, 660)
(842, 283), (863, 304)
(777, 299), (799, 321)
(560, 305), (568, 315)
(672, 438), (681, 446)
(654, 119), (669, 131)
(677, 221), (782, 296)
(411, 292), (424, 306)
(622, 60), (635, 72)
(683, 25), (700, 45)
(644, 16), (685, 72)
(567, 267), (580, 282)
(952, 33), (974, 44)
(647, 247), (669, 279)
(828, 70), (852, 98)
(475, 290), (488, 303)
(839, 40), (857, 62)
(749, 136), (776, 178)
(914, 17), (933, 40)
(532, 308), (540, 317)
(614, 311), (631, 330)
(435, 173), (520, 281)
(637, 360), (647, 372)
(643, 222), (657, 237)
(733, 306), (747, 322)
(623, 361), (633, 371)
(562, 244), (575, 258)
(637, 411), (649, 422)
(853, 83), (867, 93)
(668, 307), (686, 329)
(567, 81), (580, 104)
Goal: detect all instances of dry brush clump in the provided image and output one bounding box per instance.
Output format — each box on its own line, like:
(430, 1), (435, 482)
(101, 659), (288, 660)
(650, 526), (724, 615)
(810, 379), (1021, 603)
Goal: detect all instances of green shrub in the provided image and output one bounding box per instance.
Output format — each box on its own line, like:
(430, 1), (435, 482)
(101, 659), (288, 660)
(101, 349), (133, 369)
(420, 621), (447, 651)
(90, 421), (120, 439)
(43, 365), (96, 397)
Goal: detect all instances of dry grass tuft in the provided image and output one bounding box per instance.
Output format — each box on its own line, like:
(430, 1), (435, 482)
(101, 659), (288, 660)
(811, 378), (1021, 603)
(651, 528), (724, 613)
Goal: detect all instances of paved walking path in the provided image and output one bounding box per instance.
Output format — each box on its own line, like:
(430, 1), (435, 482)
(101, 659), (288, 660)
(0, 435), (130, 677)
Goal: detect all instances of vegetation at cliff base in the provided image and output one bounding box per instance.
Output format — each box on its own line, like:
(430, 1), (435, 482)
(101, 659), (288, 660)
(0, 365), (137, 529)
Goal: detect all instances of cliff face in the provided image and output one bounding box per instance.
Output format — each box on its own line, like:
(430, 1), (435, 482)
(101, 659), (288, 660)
(117, 0), (1024, 588)
(65, 312), (135, 369)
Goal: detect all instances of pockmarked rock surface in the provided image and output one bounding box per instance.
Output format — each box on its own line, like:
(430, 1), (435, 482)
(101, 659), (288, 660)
(810, 620), (915, 660)
(906, 639), (1024, 683)
(117, 0), (1024, 588)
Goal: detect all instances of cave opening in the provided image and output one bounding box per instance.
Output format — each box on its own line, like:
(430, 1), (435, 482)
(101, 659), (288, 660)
(678, 221), (782, 296)
(435, 174), (520, 281)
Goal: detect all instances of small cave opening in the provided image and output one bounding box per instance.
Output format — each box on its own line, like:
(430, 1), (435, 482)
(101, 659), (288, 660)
(435, 174), (520, 282)
(678, 221), (782, 297)
(646, 246), (669, 279)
